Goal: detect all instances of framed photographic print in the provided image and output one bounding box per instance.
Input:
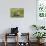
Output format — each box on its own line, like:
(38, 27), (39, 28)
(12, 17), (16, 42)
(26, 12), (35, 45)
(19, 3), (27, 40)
(10, 8), (24, 17)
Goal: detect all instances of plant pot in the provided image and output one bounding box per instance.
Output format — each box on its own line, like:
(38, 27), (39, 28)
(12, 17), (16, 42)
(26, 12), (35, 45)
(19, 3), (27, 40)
(37, 39), (45, 44)
(37, 39), (40, 43)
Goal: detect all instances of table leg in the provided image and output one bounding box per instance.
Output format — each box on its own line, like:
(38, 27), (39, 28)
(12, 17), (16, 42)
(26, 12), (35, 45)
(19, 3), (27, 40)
(5, 34), (7, 46)
(17, 34), (18, 46)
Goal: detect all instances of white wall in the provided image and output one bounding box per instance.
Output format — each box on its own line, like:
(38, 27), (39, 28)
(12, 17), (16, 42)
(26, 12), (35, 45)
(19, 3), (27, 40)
(0, 0), (36, 42)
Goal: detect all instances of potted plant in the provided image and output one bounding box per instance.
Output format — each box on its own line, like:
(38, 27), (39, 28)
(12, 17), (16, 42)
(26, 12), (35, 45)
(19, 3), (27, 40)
(33, 32), (46, 43)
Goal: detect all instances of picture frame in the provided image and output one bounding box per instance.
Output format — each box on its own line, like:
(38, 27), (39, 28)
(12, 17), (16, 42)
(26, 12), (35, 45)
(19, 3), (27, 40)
(10, 8), (24, 17)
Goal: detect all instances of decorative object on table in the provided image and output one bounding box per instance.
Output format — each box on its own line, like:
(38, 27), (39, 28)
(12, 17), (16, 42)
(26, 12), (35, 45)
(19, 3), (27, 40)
(11, 27), (18, 34)
(10, 8), (24, 17)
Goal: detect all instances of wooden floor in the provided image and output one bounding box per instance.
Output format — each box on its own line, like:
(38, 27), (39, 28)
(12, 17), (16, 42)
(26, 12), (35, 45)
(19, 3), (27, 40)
(0, 42), (46, 46)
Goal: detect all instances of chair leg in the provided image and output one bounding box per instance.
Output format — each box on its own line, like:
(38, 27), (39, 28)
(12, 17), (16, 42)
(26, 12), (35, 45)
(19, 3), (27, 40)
(17, 35), (18, 46)
(15, 34), (18, 46)
(4, 33), (7, 46)
(4, 41), (7, 46)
